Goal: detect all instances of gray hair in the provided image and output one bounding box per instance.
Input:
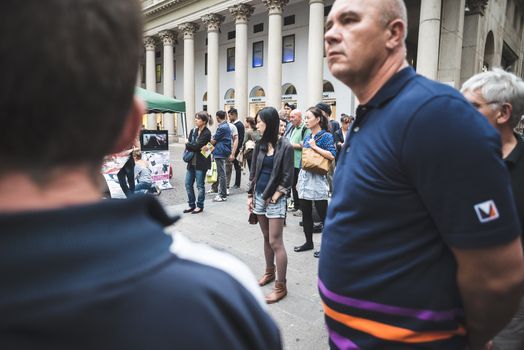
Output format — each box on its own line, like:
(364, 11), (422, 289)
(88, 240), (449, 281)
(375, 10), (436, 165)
(461, 68), (524, 129)
(380, 0), (408, 40)
(290, 109), (303, 118)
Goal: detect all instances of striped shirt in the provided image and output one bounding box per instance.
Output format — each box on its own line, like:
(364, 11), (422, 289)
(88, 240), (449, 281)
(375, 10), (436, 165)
(319, 67), (520, 349)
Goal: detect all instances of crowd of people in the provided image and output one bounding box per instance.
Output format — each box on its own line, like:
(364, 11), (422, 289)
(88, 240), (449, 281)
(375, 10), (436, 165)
(3, 0), (524, 349)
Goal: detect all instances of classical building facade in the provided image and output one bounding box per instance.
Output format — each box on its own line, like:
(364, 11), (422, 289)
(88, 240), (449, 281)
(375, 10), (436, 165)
(139, 0), (524, 136)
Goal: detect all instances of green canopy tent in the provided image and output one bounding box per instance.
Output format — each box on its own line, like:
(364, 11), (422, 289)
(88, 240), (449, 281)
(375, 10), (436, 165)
(135, 87), (185, 113)
(135, 87), (188, 137)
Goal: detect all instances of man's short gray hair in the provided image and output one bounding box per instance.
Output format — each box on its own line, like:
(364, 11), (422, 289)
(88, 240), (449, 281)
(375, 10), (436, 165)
(380, 0), (408, 40)
(461, 68), (524, 129)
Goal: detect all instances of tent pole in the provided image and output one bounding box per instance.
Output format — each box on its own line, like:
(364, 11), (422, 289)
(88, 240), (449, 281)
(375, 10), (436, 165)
(184, 113), (188, 139)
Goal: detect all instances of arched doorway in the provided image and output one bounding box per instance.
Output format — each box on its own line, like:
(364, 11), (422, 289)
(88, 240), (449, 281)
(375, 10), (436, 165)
(202, 92), (208, 112)
(483, 31), (495, 71)
(249, 86), (266, 118)
(322, 80), (337, 118)
(224, 88), (235, 112)
(281, 83), (298, 108)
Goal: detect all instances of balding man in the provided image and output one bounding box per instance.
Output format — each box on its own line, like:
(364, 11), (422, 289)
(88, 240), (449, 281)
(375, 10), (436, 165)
(287, 109), (310, 211)
(319, 1), (524, 349)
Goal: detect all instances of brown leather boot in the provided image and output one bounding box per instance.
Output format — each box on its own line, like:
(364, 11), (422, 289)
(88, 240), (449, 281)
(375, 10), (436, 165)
(265, 280), (287, 304)
(258, 266), (275, 286)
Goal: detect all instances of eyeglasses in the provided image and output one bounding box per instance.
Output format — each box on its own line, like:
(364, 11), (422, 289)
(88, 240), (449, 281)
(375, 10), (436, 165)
(470, 101), (502, 110)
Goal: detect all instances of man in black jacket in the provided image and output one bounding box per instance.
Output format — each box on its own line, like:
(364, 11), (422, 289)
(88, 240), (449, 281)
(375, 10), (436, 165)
(0, 2), (282, 349)
(462, 68), (524, 350)
(229, 108), (245, 188)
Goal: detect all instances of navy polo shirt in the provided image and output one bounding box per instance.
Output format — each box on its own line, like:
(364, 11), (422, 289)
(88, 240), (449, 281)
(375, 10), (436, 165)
(319, 67), (520, 349)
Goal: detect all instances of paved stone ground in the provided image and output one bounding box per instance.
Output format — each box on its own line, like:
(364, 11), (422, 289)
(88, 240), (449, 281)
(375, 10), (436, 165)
(158, 143), (328, 350)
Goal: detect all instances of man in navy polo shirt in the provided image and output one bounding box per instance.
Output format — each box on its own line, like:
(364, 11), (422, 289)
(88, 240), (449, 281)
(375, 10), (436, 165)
(320, 0), (524, 349)
(0, 1), (281, 349)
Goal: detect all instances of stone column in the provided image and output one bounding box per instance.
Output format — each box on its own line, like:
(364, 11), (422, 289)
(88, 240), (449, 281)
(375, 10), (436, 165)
(307, 0), (324, 107)
(263, 0), (289, 109)
(159, 30), (177, 136)
(230, 4), (254, 121)
(416, 0), (442, 80)
(178, 22), (199, 137)
(144, 36), (157, 129)
(437, 0), (465, 87)
(202, 14), (225, 119)
(460, 0), (488, 84)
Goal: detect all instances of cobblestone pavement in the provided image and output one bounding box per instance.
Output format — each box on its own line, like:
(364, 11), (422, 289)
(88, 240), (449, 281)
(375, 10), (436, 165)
(159, 143), (328, 350)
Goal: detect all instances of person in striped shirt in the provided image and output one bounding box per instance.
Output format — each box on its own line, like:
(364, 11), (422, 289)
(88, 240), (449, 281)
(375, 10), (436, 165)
(320, 0), (524, 349)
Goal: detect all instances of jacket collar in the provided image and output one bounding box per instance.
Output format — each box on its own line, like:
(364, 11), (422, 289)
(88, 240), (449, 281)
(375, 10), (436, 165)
(0, 196), (178, 304)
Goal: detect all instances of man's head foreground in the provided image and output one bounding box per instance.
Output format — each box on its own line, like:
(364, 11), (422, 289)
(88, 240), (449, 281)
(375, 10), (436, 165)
(0, 0), (143, 183)
(324, 0), (407, 96)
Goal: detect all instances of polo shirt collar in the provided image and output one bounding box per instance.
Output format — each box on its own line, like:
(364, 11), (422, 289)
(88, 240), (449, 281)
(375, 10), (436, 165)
(505, 133), (524, 166)
(0, 196), (178, 303)
(366, 66), (417, 109)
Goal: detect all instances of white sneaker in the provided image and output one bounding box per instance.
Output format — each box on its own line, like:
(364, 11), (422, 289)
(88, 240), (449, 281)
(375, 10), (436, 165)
(227, 189), (230, 195)
(207, 188), (217, 194)
(213, 195), (227, 202)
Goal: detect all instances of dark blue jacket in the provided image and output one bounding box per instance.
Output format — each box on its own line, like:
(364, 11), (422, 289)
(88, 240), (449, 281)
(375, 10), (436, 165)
(213, 121), (232, 159)
(0, 196), (282, 350)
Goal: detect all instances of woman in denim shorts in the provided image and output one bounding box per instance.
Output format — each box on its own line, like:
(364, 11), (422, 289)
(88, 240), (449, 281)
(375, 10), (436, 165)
(247, 107), (294, 304)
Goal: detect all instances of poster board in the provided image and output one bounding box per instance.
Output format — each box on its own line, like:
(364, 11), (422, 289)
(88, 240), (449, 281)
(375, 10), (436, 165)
(101, 131), (172, 198)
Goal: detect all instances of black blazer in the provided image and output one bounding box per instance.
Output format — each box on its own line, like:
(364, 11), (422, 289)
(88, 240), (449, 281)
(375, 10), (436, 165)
(186, 127), (212, 171)
(248, 137), (294, 200)
(334, 128), (346, 161)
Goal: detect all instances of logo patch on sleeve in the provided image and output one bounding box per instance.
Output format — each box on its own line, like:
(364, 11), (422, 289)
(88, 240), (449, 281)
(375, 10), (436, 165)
(474, 200), (500, 223)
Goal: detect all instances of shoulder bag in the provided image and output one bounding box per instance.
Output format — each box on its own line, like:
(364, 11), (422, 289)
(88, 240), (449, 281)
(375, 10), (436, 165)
(301, 133), (331, 175)
(183, 129), (197, 163)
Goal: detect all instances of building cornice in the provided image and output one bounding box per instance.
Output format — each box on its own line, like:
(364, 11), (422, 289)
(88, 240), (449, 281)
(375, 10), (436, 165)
(142, 0), (193, 17)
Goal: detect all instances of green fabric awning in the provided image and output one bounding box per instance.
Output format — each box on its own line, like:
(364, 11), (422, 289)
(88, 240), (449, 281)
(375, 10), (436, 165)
(135, 87), (186, 113)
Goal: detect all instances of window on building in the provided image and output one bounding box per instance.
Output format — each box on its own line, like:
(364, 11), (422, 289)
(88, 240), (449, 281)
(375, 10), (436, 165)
(324, 5), (332, 17)
(155, 51), (161, 59)
(155, 64), (162, 83)
(282, 35), (295, 63)
(140, 64), (145, 84)
(205, 53), (208, 75)
(228, 31), (236, 40)
(284, 15), (295, 26)
(253, 23), (264, 33)
(173, 60), (176, 80)
(501, 42), (518, 72)
(227, 47), (235, 72)
(253, 41), (264, 68)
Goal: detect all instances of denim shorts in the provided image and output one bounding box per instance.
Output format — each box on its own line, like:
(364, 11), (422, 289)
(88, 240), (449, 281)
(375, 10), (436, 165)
(252, 192), (286, 219)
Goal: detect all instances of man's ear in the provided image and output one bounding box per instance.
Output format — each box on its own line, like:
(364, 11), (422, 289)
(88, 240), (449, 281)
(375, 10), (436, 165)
(385, 19), (405, 50)
(111, 96), (145, 153)
(496, 103), (513, 125)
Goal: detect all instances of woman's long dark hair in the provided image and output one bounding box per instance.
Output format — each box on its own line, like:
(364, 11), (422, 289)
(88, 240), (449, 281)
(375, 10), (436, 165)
(307, 107), (329, 131)
(257, 107), (280, 152)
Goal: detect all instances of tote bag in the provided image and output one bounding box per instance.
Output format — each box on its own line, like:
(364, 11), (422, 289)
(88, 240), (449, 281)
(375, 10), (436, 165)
(301, 133), (331, 175)
(205, 161), (218, 183)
